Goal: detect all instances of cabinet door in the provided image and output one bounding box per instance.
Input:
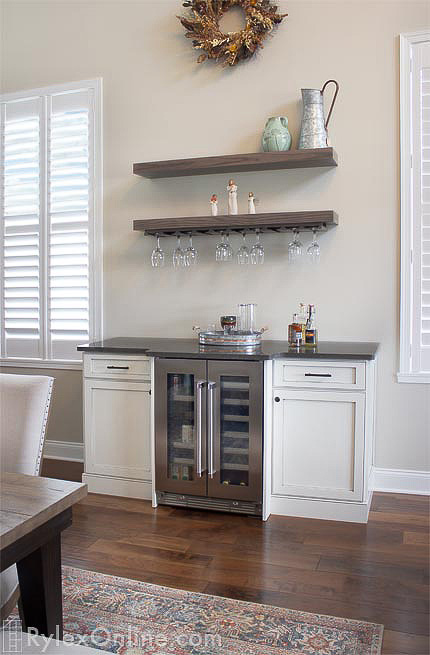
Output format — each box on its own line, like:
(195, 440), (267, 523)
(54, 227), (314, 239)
(207, 360), (263, 502)
(84, 379), (151, 481)
(272, 389), (365, 501)
(154, 359), (207, 496)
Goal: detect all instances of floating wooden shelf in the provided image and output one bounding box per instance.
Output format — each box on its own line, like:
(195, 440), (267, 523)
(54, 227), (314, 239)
(133, 148), (338, 179)
(133, 211), (338, 237)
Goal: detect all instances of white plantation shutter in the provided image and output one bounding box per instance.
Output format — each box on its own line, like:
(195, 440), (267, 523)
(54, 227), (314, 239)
(418, 50), (430, 364)
(400, 33), (430, 382)
(1, 98), (42, 359)
(1, 80), (102, 364)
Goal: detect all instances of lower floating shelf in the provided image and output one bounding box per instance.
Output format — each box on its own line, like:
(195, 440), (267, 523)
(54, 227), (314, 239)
(133, 210), (338, 237)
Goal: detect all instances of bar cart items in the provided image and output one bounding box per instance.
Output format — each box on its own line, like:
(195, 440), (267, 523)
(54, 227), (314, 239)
(262, 116), (292, 152)
(298, 80), (339, 149)
(193, 303), (267, 349)
(288, 303), (318, 346)
(220, 315), (237, 333)
(248, 192), (256, 214)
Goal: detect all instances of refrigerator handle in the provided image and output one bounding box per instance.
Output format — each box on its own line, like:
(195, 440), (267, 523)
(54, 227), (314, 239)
(207, 381), (217, 478)
(196, 380), (206, 477)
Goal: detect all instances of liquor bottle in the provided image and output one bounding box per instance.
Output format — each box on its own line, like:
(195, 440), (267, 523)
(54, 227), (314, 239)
(305, 304), (318, 346)
(288, 313), (303, 346)
(298, 303), (307, 341)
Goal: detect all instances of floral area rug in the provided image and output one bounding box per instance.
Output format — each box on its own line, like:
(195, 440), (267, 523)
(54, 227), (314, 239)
(49, 566), (384, 655)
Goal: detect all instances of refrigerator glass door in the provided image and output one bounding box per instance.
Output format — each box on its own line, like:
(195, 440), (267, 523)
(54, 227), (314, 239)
(207, 360), (263, 502)
(155, 359), (207, 496)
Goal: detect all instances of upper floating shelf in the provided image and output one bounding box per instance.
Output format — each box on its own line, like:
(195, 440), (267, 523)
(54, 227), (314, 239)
(133, 211), (338, 237)
(133, 148), (338, 179)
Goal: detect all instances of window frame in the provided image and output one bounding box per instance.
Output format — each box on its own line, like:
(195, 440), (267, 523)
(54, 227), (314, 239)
(0, 78), (103, 370)
(399, 31), (430, 384)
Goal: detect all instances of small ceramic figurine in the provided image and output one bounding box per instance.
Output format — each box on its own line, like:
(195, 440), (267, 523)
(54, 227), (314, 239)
(227, 179), (238, 215)
(210, 194), (218, 216)
(248, 192), (256, 214)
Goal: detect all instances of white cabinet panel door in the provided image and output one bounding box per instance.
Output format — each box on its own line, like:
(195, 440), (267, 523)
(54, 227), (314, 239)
(84, 379), (151, 481)
(272, 389), (365, 501)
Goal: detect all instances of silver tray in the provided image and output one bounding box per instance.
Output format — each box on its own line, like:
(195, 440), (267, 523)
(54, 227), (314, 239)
(198, 330), (263, 347)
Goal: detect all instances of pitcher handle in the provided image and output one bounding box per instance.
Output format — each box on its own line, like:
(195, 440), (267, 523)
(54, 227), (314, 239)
(321, 79), (339, 129)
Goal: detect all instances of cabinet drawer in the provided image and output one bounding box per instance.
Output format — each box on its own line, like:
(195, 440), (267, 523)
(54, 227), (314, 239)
(273, 360), (365, 390)
(84, 354), (150, 380)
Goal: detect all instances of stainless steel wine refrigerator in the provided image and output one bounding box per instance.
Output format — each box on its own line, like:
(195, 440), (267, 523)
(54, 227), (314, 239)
(154, 358), (263, 516)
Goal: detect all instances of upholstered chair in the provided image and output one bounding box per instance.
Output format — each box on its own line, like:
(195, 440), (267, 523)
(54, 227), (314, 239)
(0, 373), (54, 620)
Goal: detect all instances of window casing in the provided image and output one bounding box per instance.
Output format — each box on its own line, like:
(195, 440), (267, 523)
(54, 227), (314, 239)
(399, 32), (430, 383)
(0, 79), (102, 367)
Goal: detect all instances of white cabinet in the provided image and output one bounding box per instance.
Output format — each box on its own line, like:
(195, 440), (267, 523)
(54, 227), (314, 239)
(84, 379), (151, 480)
(272, 389), (365, 502)
(82, 354), (153, 500)
(269, 358), (376, 523)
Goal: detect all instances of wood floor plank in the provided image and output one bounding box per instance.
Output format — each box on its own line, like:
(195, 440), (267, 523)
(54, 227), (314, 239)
(317, 555), (429, 586)
(382, 630), (430, 655)
(403, 531), (430, 546)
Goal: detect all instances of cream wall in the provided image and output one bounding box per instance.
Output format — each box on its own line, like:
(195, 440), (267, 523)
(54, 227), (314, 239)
(1, 0), (429, 469)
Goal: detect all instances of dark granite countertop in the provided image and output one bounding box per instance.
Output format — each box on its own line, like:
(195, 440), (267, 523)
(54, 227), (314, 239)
(77, 337), (379, 361)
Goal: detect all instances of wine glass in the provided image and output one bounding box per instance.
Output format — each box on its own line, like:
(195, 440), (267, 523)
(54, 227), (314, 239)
(173, 234), (186, 268)
(215, 232), (226, 262)
(250, 230), (264, 265)
(223, 232), (233, 262)
(185, 233), (198, 266)
(288, 229), (303, 262)
(307, 228), (320, 263)
(237, 232), (250, 265)
(151, 234), (165, 268)
(215, 232), (233, 262)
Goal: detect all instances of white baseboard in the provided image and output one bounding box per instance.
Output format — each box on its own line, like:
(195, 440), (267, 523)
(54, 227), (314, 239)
(43, 440), (84, 463)
(269, 491), (373, 523)
(82, 473), (152, 500)
(372, 467), (430, 495)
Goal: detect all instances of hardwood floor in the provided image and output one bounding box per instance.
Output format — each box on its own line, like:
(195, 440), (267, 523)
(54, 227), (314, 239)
(60, 491), (430, 655)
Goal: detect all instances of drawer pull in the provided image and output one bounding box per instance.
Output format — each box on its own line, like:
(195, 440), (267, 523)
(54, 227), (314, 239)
(304, 373), (332, 378)
(274, 396), (281, 402)
(106, 365), (130, 370)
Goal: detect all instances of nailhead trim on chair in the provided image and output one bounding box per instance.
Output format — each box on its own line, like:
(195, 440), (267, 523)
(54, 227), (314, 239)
(35, 377), (54, 476)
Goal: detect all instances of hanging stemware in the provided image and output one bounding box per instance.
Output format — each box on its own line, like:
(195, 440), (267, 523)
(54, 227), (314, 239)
(307, 227), (320, 264)
(250, 230), (264, 265)
(223, 232), (233, 261)
(237, 232), (250, 265)
(173, 234), (186, 268)
(151, 234), (165, 268)
(215, 232), (226, 262)
(288, 229), (303, 262)
(185, 233), (198, 266)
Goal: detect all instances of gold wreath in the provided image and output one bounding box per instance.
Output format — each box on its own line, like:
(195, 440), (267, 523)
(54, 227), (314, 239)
(178, 0), (287, 67)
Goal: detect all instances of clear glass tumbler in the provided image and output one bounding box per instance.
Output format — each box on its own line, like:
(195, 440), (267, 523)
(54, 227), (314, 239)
(246, 303), (257, 333)
(237, 304), (248, 332)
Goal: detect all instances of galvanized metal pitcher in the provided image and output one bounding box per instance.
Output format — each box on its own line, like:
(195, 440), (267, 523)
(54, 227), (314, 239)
(298, 80), (339, 149)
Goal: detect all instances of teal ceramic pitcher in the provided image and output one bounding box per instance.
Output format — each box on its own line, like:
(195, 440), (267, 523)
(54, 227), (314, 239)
(262, 116), (292, 152)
